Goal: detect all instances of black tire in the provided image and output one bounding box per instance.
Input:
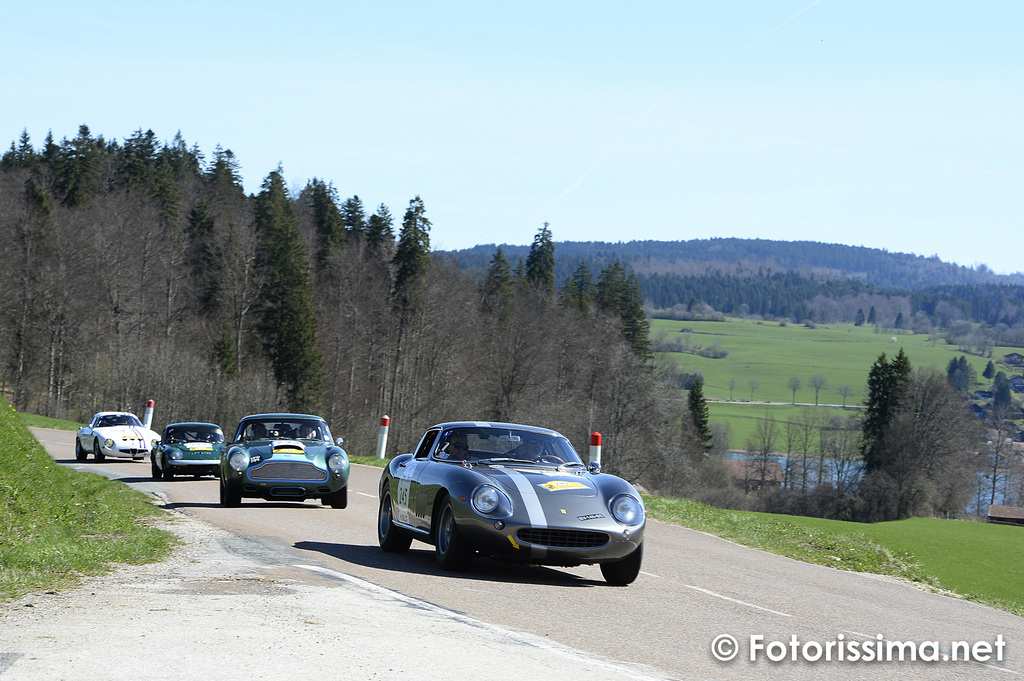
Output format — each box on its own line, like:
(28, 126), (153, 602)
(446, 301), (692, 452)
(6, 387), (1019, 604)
(435, 496), (473, 571)
(75, 439), (87, 462)
(219, 477), (241, 507)
(600, 542), (643, 586)
(151, 455), (162, 480)
(164, 467), (175, 480)
(327, 485), (348, 509)
(377, 490), (412, 553)
(93, 440), (105, 462)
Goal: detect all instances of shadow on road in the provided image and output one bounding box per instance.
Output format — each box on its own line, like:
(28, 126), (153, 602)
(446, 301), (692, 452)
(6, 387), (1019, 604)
(294, 540), (604, 587)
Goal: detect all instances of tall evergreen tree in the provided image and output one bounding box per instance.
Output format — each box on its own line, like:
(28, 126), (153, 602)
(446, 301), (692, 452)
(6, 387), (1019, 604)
(304, 179), (345, 268)
(524, 223), (555, 295)
(341, 195), (367, 240)
(560, 261), (594, 315)
(482, 247), (514, 317)
(392, 195), (431, 307)
(366, 203), (395, 254)
(186, 200), (223, 314)
(860, 349), (912, 473)
(55, 125), (102, 207)
(252, 169), (323, 410)
(597, 261), (651, 359)
(688, 377), (712, 452)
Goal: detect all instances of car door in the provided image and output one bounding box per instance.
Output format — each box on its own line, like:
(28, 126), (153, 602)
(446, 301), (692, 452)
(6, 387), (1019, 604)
(393, 429), (440, 531)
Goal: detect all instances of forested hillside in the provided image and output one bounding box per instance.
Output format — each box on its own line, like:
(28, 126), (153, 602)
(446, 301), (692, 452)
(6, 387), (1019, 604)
(0, 126), (701, 493)
(446, 240), (1024, 336)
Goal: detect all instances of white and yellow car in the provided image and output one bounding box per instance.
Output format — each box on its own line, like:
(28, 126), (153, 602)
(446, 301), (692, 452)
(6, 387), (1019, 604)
(75, 411), (159, 462)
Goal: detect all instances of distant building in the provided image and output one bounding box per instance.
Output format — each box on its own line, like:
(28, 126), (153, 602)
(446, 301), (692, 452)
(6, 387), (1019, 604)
(1004, 352), (1024, 366)
(987, 505), (1024, 526)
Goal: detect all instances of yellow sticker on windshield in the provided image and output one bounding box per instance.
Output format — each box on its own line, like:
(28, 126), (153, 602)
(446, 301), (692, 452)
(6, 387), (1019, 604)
(539, 480), (588, 491)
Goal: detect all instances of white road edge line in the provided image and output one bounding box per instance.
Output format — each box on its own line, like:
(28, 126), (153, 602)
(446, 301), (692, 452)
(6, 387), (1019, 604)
(684, 584), (792, 617)
(296, 564), (671, 681)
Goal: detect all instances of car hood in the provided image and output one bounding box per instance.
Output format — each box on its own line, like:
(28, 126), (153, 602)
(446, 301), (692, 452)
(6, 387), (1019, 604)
(477, 466), (598, 498)
(245, 439), (330, 458)
(90, 425), (159, 441)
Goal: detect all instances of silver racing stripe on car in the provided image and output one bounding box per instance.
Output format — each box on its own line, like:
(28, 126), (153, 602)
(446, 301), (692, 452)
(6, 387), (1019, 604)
(500, 469), (548, 560)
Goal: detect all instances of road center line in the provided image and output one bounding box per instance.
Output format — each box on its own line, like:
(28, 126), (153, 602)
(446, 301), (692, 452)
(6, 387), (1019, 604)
(684, 584), (792, 617)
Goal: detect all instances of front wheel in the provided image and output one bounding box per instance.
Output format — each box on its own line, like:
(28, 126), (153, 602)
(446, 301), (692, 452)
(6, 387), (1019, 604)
(378, 490), (412, 553)
(219, 477), (241, 507)
(151, 455), (162, 480)
(93, 440), (105, 462)
(75, 439), (88, 462)
(327, 485), (348, 509)
(435, 497), (473, 571)
(600, 542), (643, 586)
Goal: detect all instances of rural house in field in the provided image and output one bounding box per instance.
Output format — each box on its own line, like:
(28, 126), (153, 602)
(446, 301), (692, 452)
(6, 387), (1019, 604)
(987, 505), (1024, 526)
(1004, 352), (1024, 366)
(726, 459), (785, 493)
(1009, 375), (1024, 393)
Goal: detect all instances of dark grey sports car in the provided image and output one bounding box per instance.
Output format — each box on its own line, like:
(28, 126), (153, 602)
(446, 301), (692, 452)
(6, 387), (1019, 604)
(377, 422), (645, 585)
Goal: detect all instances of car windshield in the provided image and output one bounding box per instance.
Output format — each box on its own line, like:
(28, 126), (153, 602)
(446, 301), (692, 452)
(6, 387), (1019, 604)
(238, 419), (329, 442)
(435, 427), (584, 466)
(97, 414), (142, 428)
(164, 427), (224, 444)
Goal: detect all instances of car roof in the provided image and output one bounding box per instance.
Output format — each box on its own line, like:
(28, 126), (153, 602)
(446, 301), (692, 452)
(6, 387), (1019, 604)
(163, 422), (222, 429)
(427, 421), (564, 437)
(93, 411), (135, 418)
(239, 413), (324, 421)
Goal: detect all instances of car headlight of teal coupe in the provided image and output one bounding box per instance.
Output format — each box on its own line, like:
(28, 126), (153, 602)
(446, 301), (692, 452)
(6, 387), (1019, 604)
(471, 484), (513, 517)
(609, 494), (643, 525)
(327, 452), (348, 474)
(228, 450), (249, 472)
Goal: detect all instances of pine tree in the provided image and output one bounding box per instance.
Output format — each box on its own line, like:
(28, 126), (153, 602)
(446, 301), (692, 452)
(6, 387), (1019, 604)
(560, 261), (594, 315)
(392, 196), (431, 308)
(983, 360), (995, 380)
(253, 169), (323, 411)
(482, 247), (514, 317)
(524, 223), (555, 295)
(688, 378), (712, 452)
(304, 179), (345, 268)
(366, 203), (395, 254)
(860, 349), (912, 473)
(55, 125), (102, 207)
(597, 261), (651, 359)
(341, 195), (367, 239)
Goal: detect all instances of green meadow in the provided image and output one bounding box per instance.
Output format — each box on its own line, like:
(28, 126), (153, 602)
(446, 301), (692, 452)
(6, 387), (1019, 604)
(651, 317), (1021, 449)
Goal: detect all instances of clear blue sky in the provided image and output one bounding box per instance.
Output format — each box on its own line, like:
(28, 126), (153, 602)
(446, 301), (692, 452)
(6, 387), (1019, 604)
(4, 1), (1021, 273)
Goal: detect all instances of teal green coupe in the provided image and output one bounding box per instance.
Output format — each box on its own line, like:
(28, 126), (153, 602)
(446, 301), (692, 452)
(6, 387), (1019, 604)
(219, 413), (350, 508)
(151, 422), (225, 479)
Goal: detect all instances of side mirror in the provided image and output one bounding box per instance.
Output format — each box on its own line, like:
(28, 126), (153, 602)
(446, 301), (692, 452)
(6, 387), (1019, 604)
(336, 437), (344, 446)
(588, 461), (601, 475)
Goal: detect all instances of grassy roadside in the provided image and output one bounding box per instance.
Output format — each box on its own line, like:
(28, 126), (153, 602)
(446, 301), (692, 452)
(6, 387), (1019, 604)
(645, 496), (1024, 616)
(1, 403), (177, 602)
(7, 408), (1021, 618)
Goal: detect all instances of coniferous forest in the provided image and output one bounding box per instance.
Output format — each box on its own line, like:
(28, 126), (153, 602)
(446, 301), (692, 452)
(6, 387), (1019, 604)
(0, 126), (1006, 521)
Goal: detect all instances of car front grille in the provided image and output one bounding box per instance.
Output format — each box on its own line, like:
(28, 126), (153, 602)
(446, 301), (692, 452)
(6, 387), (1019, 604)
(517, 528), (609, 548)
(249, 462), (326, 482)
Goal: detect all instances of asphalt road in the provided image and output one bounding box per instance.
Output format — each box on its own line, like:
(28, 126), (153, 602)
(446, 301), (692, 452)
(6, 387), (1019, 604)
(3, 427), (1021, 681)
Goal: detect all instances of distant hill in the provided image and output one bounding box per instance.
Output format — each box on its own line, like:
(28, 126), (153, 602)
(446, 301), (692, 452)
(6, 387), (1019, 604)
(440, 238), (1024, 328)
(443, 238), (1024, 291)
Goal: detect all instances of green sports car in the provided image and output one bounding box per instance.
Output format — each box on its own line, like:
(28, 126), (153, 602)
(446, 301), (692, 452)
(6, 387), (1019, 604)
(219, 413), (350, 508)
(152, 422), (225, 479)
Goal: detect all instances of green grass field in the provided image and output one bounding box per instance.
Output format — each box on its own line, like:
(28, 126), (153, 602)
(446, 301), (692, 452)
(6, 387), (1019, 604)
(652, 317), (1022, 449)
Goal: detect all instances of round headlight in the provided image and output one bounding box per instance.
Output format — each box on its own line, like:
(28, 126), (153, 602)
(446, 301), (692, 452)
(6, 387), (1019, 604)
(610, 494), (643, 526)
(228, 451), (249, 472)
(472, 485), (512, 517)
(169, 450), (182, 460)
(327, 452), (348, 474)
(104, 438), (114, 449)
